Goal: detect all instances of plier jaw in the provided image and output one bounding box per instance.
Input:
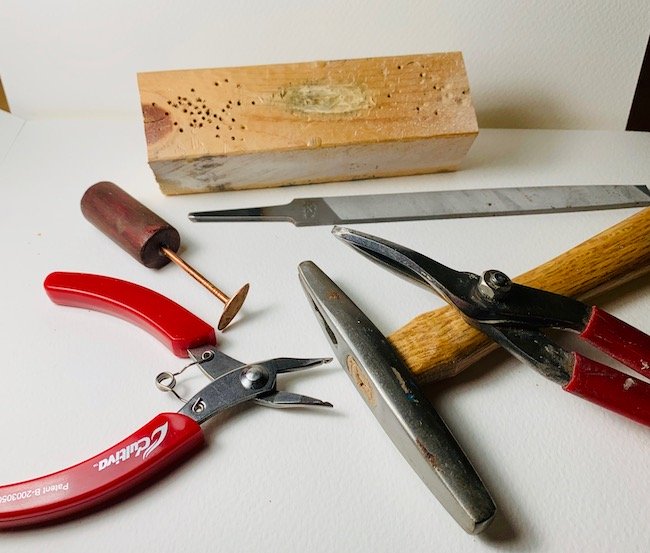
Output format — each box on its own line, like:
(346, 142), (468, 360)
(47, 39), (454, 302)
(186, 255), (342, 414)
(333, 226), (650, 426)
(187, 346), (333, 409)
(178, 355), (332, 425)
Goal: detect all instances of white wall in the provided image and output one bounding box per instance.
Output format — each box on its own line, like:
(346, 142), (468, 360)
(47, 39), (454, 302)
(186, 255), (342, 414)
(0, 0), (647, 129)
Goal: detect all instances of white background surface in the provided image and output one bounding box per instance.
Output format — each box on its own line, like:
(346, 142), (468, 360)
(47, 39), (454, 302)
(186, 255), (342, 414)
(0, 115), (648, 551)
(1, 1), (649, 551)
(0, 0), (648, 129)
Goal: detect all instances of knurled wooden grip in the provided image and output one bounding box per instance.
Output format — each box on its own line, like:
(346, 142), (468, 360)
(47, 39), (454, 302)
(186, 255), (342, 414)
(388, 207), (650, 383)
(81, 181), (180, 268)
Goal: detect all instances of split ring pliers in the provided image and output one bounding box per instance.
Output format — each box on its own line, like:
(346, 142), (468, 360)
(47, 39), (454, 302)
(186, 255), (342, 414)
(0, 272), (331, 529)
(332, 226), (650, 426)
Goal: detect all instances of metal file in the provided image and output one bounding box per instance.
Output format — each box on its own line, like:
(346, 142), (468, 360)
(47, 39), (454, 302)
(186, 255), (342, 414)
(188, 185), (650, 226)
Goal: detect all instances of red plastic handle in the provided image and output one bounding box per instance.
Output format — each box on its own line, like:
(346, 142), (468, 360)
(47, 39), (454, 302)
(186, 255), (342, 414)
(0, 413), (204, 529)
(44, 272), (216, 357)
(564, 353), (650, 426)
(580, 306), (650, 379)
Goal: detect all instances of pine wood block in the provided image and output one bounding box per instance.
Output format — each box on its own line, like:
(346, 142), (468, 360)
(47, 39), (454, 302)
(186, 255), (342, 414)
(137, 53), (477, 194)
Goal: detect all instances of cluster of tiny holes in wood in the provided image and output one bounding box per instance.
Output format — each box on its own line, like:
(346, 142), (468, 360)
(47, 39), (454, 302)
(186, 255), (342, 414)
(159, 79), (253, 142)
(152, 60), (468, 136)
(391, 61), (469, 115)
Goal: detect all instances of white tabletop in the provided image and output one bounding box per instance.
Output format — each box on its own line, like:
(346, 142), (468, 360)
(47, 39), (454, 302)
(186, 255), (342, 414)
(0, 114), (648, 552)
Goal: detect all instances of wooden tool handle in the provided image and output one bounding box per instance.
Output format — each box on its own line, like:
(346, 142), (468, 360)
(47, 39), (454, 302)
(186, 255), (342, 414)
(81, 181), (180, 269)
(388, 208), (650, 383)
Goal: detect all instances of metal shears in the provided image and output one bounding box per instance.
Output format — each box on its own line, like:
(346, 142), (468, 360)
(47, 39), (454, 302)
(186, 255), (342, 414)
(330, 226), (650, 426)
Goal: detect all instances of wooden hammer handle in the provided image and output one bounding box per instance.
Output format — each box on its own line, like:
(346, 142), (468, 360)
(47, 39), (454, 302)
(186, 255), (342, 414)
(388, 208), (650, 383)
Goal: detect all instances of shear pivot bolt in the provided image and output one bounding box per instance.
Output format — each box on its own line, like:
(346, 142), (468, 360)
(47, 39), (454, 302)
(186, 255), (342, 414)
(478, 270), (512, 300)
(241, 365), (269, 389)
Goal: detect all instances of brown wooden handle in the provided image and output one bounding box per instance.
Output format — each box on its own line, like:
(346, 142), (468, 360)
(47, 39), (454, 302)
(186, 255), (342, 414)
(388, 208), (650, 383)
(81, 181), (180, 269)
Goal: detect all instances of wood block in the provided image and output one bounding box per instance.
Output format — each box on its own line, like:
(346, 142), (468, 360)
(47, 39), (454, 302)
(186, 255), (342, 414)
(137, 53), (478, 194)
(0, 77), (9, 112)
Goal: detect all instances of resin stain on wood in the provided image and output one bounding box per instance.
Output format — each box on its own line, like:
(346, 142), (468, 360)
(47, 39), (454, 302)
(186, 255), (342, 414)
(272, 83), (375, 115)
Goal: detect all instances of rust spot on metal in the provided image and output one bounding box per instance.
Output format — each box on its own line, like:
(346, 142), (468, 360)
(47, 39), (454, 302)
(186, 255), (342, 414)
(346, 355), (376, 407)
(327, 290), (341, 301)
(142, 103), (173, 145)
(416, 438), (439, 467)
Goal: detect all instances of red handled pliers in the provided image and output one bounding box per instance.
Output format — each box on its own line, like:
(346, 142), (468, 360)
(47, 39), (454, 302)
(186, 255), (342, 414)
(0, 273), (331, 529)
(332, 226), (650, 426)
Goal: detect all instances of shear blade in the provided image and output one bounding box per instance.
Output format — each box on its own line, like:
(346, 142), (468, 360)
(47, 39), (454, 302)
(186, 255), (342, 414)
(331, 226), (472, 295)
(332, 226), (492, 320)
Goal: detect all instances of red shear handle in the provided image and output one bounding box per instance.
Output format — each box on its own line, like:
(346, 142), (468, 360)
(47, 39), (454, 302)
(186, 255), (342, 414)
(564, 354), (650, 427)
(0, 413), (203, 529)
(580, 306), (650, 379)
(44, 272), (216, 357)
